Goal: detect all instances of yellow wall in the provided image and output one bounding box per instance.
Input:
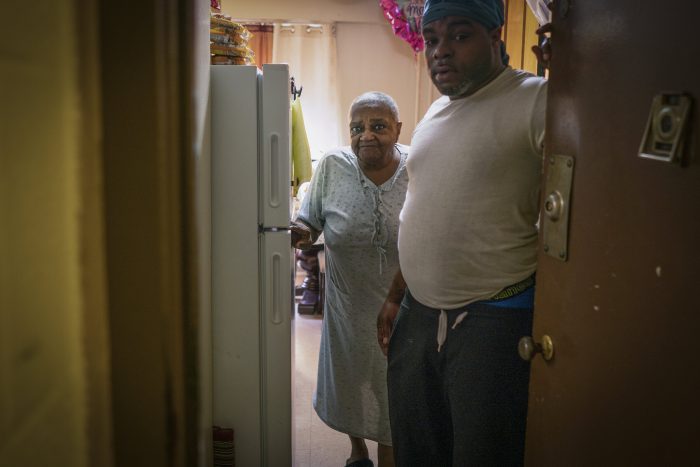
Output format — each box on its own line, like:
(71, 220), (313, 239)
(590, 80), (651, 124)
(504, 0), (541, 75)
(0, 1), (97, 465)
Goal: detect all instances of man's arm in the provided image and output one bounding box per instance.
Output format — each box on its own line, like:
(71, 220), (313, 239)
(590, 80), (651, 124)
(377, 268), (407, 356)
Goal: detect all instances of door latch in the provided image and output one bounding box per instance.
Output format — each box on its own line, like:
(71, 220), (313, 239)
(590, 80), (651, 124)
(542, 154), (574, 261)
(638, 93), (692, 164)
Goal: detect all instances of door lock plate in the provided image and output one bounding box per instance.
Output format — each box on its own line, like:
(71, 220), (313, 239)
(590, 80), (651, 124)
(542, 154), (574, 261)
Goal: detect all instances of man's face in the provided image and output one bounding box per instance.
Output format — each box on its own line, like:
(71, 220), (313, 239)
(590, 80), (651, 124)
(422, 16), (502, 99)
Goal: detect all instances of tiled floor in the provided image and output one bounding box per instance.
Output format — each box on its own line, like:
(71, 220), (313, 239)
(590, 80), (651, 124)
(293, 310), (379, 467)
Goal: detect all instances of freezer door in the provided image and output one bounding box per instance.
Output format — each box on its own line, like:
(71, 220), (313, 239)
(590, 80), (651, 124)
(259, 229), (293, 466)
(259, 64), (291, 228)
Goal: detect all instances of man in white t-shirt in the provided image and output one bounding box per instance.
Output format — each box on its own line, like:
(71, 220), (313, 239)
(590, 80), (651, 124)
(376, 0), (547, 465)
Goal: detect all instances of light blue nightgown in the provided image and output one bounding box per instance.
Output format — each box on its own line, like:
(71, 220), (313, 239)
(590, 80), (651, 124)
(296, 145), (408, 444)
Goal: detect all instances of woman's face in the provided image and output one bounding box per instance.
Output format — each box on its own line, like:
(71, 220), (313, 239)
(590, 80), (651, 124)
(349, 104), (402, 170)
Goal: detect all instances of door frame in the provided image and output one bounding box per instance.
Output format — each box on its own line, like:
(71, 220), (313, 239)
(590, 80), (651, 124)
(98, 0), (201, 465)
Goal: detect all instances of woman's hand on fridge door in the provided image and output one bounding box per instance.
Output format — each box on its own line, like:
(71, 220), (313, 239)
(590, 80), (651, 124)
(290, 221), (317, 249)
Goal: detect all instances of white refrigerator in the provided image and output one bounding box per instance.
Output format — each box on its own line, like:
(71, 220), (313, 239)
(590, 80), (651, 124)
(210, 64), (294, 467)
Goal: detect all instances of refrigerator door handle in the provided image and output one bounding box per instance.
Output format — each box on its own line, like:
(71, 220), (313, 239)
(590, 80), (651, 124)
(269, 132), (280, 208)
(271, 252), (282, 324)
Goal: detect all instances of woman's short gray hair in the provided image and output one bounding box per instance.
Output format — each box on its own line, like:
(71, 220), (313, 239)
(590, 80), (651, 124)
(349, 91), (400, 122)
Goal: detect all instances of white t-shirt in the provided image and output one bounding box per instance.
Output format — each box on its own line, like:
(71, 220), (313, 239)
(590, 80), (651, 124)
(399, 67), (547, 309)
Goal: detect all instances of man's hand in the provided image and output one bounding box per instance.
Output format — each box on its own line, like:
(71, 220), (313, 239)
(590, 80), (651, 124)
(376, 269), (407, 356)
(531, 22), (552, 69)
(531, 1), (554, 69)
(377, 300), (400, 356)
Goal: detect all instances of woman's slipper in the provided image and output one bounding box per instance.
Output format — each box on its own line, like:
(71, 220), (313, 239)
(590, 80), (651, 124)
(345, 458), (374, 467)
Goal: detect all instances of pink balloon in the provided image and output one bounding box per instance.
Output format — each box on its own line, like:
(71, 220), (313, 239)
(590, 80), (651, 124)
(379, 0), (425, 53)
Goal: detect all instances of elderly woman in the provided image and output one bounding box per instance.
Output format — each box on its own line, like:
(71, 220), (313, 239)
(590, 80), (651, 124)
(291, 92), (407, 467)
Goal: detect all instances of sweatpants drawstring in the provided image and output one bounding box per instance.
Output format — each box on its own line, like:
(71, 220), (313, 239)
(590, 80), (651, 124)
(437, 310), (469, 352)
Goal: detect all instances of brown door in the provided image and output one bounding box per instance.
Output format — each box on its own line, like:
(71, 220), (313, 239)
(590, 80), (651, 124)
(525, 1), (700, 465)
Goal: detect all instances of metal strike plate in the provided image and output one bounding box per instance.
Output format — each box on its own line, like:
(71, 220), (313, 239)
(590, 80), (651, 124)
(542, 154), (574, 261)
(638, 93), (692, 164)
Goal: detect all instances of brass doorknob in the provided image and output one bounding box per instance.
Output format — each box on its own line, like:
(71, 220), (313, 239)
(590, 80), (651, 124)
(518, 335), (555, 361)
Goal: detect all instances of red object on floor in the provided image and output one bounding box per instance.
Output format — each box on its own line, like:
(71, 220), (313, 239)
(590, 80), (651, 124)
(212, 426), (234, 467)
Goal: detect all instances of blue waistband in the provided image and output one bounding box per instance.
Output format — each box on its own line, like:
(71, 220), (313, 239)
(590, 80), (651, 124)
(480, 285), (535, 309)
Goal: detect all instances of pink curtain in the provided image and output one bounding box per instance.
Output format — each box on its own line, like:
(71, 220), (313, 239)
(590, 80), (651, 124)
(245, 24), (274, 66)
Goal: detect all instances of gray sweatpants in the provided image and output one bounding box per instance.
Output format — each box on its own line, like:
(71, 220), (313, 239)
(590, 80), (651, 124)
(387, 290), (533, 467)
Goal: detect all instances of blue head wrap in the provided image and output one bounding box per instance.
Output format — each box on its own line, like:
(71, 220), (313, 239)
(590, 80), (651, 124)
(422, 0), (509, 64)
(422, 0), (505, 29)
